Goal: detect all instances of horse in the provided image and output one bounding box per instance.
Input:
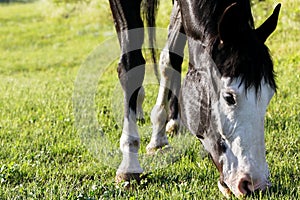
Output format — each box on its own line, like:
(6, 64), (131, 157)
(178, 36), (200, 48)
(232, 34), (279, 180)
(108, 0), (280, 197)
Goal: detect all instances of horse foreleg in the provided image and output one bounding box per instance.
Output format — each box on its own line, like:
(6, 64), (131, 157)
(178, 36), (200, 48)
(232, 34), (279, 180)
(109, 0), (145, 183)
(147, 1), (186, 153)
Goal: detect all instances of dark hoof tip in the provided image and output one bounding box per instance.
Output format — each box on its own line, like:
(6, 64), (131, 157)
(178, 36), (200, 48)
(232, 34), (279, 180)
(146, 145), (172, 155)
(115, 173), (143, 189)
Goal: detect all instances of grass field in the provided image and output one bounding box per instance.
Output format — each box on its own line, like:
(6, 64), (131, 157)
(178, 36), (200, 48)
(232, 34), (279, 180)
(0, 0), (299, 199)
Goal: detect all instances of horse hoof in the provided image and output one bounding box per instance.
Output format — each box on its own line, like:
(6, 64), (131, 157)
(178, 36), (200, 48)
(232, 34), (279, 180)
(115, 173), (142, 188)
(146, 145), (172, 155)
(166, 119), (179, 136)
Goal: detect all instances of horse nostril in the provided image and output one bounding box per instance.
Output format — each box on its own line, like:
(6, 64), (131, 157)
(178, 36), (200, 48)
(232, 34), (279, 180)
(243, 181), (253, 194)
(238, 177), (254, 195)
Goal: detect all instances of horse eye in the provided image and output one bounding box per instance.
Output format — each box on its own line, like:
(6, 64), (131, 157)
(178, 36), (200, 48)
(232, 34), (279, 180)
(223, 92), (236, 105)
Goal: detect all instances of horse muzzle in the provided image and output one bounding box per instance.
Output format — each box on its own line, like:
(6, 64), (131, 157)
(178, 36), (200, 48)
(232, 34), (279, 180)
(218, 173), (271, 198)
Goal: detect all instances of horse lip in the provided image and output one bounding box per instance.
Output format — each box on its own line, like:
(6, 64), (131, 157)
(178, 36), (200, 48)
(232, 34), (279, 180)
(240, 180), (272, 197)
(255, 180), (272, 192)
(251, 177), (272, 192)
(220, 177), (271, 197)
(220, 180), (229, 189)
(218, 180), (232, 198)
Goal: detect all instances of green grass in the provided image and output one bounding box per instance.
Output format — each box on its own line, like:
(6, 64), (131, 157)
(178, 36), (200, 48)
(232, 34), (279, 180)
(0, 0), (299, 199)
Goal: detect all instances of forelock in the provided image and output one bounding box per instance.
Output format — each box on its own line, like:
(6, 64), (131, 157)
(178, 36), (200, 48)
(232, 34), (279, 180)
(211, 33), (277, 94)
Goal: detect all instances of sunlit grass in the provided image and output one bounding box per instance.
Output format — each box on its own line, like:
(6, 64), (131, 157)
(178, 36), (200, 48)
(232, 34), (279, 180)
(0, 0), (299, 199)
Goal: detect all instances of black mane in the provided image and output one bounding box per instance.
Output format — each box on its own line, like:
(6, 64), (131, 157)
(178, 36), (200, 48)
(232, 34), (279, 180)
(188, 0), (254, 40)
(196, 0), (277, 93)
(211, 31), (277, 93)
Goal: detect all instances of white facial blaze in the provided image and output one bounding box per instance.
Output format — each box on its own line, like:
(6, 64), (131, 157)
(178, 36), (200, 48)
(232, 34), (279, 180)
(219, 77), (274, 197)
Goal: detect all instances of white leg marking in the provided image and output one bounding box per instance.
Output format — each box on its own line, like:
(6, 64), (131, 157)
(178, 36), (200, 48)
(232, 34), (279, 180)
(147, 105), (169, 153)
(155, 48), (172, 107)
(117, 110), (143, 175)
(147, 49), (171, 153)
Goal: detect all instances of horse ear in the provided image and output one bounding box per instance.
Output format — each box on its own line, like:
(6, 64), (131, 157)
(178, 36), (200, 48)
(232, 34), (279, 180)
(218, 3), (247, 43)
(255, 4), (281, 43)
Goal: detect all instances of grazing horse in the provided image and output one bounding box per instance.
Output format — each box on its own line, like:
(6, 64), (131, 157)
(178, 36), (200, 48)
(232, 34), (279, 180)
(108, 0), (280, 197)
